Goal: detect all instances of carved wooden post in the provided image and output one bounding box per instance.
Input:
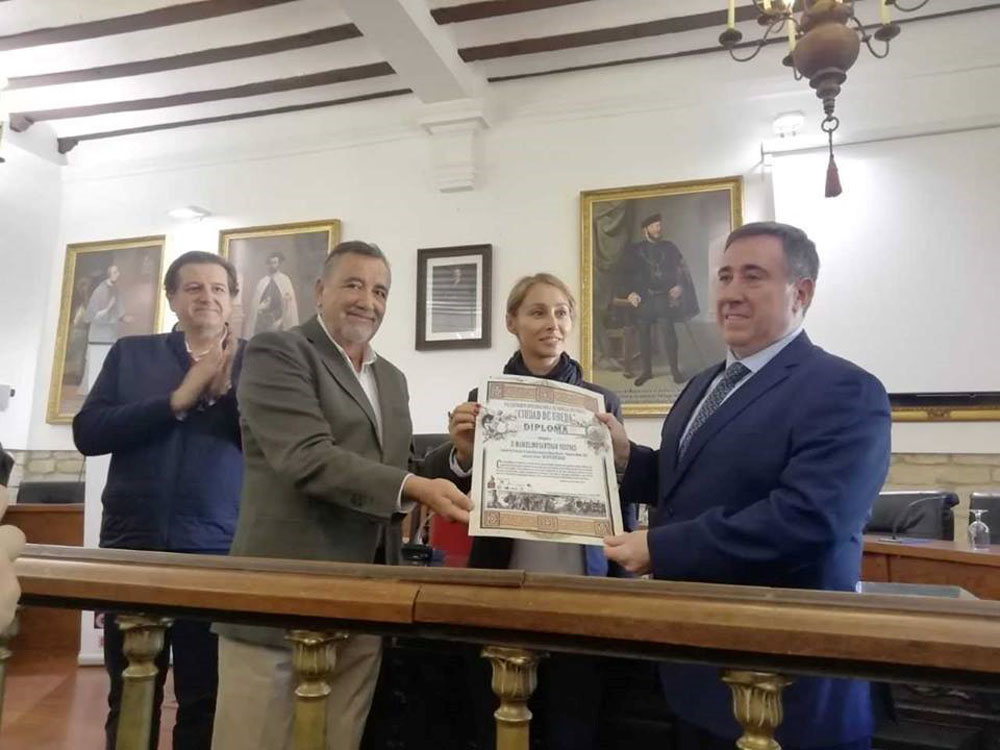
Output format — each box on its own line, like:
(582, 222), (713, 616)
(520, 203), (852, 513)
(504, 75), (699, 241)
(721, 670), (793, 750)
(0, 612), (19, 733)
(115, 614), (172, 750)
(286, 629), (348, 750)
(482, 645), (542, 750)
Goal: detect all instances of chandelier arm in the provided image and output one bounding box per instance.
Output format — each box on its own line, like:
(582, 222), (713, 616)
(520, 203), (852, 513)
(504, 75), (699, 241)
(864, 35), (892, 59)
(727, 17), (785, 63)
(891, 0), (931, 11)
(849, 15), (892, 59)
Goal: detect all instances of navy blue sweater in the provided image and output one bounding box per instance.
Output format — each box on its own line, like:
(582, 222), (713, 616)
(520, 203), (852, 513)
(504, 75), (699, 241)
(73, 332), (245, 553)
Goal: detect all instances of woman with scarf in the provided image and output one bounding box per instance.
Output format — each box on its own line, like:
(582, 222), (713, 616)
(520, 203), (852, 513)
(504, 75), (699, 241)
(448, 273), (631, 750)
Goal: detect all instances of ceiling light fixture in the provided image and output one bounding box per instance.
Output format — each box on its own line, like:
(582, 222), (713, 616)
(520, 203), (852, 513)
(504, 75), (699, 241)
(168, 205), (211, 221)
(772, 111), (806, 138)
(721, 0), (929, 197)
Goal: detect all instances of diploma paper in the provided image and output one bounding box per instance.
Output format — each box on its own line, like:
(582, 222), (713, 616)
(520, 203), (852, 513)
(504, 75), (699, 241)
(469, 374), (624, 546)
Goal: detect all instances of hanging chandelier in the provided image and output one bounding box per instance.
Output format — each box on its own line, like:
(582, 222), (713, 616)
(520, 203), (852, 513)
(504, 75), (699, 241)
(720, 0), (930, 197)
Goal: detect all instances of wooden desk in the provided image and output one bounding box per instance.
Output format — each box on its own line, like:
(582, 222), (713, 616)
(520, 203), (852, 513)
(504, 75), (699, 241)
(3, 503), (85, 547)
(863, 535), (1000, 601)
(2, 504), (84, 657)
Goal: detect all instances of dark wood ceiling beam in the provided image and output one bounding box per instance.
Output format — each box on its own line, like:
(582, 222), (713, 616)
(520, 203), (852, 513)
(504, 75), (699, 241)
(489, 39), (765, 83)
(10, 62), (396, 131)
(431, 0), (593, 24)
(6, 25), (362, 90)
(484, 2), (1000, 81)
(56, 88), (412, 154)
(459, 5), (759, 62)
(0, 0), (298, 52)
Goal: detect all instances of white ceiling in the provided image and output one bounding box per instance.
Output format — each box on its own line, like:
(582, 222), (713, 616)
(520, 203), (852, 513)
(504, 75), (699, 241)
(0, 0), (996, 157)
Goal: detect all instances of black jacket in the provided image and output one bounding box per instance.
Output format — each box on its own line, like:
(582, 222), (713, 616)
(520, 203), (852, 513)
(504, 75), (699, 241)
(460, 352), (632, 576)
(73, 332), (245, 553)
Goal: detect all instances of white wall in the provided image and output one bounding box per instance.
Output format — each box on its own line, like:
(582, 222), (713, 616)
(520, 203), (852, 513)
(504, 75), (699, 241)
(773, 126), (1000, 452)
(0, 140), (63, 449)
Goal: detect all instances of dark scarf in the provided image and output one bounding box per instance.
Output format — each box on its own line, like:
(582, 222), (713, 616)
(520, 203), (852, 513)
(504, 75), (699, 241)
(503, 351), (584, 386)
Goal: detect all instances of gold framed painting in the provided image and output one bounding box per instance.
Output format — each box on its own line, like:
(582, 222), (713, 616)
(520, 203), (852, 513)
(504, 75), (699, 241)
(219, 219), (341, 340)
(581, 176), (743, 417)
(889, 392), (1000, 422)
(47, 236), (166, 423)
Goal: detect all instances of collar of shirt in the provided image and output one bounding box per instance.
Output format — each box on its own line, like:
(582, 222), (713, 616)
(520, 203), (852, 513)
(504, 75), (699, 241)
(316, 314), (384, 443)
(184, 328), (228, 362)
(677, 324), (804, 447)
(725, 323), (804, 374)
(315, 315), (377, 373)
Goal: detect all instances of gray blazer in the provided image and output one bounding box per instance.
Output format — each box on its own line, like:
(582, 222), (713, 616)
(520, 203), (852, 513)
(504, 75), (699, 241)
(217, 316), (454, 646)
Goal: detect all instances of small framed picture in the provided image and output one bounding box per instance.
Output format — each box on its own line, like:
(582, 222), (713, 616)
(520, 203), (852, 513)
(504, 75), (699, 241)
(416, 244), (492, 351)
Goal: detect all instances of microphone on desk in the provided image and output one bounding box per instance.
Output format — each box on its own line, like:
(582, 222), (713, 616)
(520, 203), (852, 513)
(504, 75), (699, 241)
(878, 495), (943, 543)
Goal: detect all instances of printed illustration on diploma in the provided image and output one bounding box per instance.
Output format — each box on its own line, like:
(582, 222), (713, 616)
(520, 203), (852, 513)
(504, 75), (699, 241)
(470, 374), (624, 546)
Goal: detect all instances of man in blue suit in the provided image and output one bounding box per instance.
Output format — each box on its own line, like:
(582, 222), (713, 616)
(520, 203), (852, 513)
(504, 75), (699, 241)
(600, 222), (891, 750)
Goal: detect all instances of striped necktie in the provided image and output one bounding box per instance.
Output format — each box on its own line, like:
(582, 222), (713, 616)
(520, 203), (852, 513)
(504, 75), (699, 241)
(678, 361), (751, 460)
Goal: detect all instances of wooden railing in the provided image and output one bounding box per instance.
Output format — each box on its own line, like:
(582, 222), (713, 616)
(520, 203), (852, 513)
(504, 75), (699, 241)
(8, 543), (1000, 749)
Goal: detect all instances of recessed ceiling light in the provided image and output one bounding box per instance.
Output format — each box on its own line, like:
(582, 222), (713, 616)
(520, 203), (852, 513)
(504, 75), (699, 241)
(168, 205), (211, 221)
(772, 111), (805, 138)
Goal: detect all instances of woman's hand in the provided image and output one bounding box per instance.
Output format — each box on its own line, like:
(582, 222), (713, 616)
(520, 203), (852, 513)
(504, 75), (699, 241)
(448, 401), (480, 471)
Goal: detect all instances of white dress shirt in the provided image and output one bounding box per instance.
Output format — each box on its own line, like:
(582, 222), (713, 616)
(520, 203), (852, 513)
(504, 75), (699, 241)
(679, 325), (805, 446)
(316, 315), (411, 511)
(316, 314), (383, 440)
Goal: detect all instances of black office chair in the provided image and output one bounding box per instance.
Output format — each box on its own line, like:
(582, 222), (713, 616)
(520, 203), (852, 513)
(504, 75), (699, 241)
(411, 432), (449, 460)
(969, 492), (1000, 544)
(15, 481), (85, 504)
(865, 490), (959, 540)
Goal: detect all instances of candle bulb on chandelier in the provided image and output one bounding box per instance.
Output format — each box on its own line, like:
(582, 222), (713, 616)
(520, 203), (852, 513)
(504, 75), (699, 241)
(763, 0), (772, 11)
(787, 17), (796, 51)
(727, 0), (735, 29)
(880, 0), (891, 25)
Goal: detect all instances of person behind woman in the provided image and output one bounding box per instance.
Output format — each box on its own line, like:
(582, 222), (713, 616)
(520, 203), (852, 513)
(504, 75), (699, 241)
(448, 273), (631, 749)
(0, 442), (26, 633)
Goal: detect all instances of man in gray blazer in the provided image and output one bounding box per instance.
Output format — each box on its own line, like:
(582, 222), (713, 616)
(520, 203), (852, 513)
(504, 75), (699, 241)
(212, 241), (471, 750)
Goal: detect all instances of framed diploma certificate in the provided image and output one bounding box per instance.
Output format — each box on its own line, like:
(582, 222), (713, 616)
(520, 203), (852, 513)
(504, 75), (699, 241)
(469, 374), (624, 546)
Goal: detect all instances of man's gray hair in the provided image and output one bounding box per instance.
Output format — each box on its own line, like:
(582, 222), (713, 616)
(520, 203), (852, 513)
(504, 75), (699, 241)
(724, 222), (820, 282)
(322, 241), (391, 277)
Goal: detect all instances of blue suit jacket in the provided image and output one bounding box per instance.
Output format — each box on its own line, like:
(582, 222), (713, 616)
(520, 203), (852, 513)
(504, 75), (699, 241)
(620, 332), (891, 747)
